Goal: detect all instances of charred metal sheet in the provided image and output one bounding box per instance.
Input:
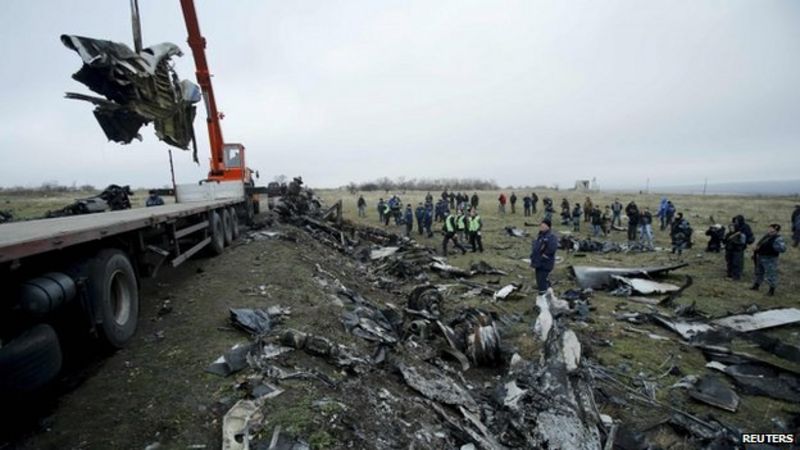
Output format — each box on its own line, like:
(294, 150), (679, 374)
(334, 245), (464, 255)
(62, 35), (200, 150)
(397, 362), (478, 411)
(469, 261), (508, 276)
(703, 348), (800, 403)
(610, 276), (680, 295)
(651, 315), (714, 340)
(570, 263), (688, 290)
(712, 308), (800, 333)
(504, 226), (528, 238)
(745, 332), (800, 364)
(688, 376), (739, 412)
(492, 284), (518, 300)
(207, 343), (254, 377)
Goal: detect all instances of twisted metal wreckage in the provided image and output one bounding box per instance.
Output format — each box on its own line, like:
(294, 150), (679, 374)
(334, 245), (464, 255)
(199, 184), (800, 449)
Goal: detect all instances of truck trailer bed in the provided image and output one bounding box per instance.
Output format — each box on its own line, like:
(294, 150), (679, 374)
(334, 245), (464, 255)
(0, 199), (240, 263)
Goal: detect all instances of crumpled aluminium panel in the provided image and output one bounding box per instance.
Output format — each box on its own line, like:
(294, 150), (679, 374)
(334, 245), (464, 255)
(61, 35), (200, 152)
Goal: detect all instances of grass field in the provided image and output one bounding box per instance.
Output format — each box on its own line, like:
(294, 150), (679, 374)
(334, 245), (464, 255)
(318, 187), (800, 442)
(0, 188), (166, 220)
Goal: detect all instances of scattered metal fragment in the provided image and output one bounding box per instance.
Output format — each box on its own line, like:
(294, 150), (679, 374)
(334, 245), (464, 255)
(504, 226), (528, 238)
(610, 276), (680, 295)
(230, 308), (273, 336)
(688, 375), (739, 412)
(650, 315), (714, 340)
(570, 263), (688, 290)
(396, 362), (478, 411)
(711, 308), (800, 333)
(562, 329), (581, 372)
(469, 261), (508, 276)
(207, 343), (255, 377)
(492, 284), (518, 301)
(703, 349), (800, 403)
(61, 35), (200, 150)
(222, 399), (261, 450)
(431, 261), (474, 278)
(370, 246), (400, 260)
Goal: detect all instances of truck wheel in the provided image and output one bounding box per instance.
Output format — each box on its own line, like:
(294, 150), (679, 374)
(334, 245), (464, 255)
(0, 324), (63, 394)
(228, 207), (240, 240)
(86, 249), (139, 349)
(209, 211), (225, 255)
(222, 208), (234, 246)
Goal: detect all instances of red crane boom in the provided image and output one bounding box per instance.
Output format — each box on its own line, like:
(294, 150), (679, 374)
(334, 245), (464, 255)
(179, 0), (246, 182)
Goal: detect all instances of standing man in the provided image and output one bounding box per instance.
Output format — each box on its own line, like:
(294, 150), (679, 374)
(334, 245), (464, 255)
(146, 190), (165, 207)
(471, 192), (479, 209)
(425, 192), (433, 205)
(705, 224), (726, 252)
(590, 206), (603, 237)
(530, 218), (559, 294)
(791, 205), (800, 247)
(665, 201), (676, 228)
(415, 202), (426, 235)
(625, 201), (640, 242)
(377, 198), (386, 223)
(383, 200), (392, 226)
(583, 197), (594, 223)
(424, 203), (434, 238)
(404, 204), (414, 236)
(602, 206), (612, 236)
(571, 203), (582, 232)
(468, 207), (484, 253)
(510, 192), (518, 214)
(670, 212), (691, 255)
(657, 197), (669, 230)
(751, 224), (787, 296)
(456, 208), (467, 242)
(724, 218), (747, 280)
(523, 195), (532, 217)
(442, 210), (467, 256)
(531, 192), (539, 214)
(357, 195), (367, 218)
(611, 198), (623, 227)
(449, 192), (456, 210)
(498, 193), (507, 215)
(639, 207), (654, 250)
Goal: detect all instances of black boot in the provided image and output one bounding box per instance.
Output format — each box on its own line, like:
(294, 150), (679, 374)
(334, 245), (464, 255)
(750, 283), (760, 290)
(768, 287), (775, 296)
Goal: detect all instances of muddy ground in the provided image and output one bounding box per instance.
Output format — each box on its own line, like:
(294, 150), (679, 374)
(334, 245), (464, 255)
(3, 188), (800, 449)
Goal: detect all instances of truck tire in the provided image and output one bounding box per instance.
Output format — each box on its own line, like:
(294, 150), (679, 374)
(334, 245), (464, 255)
(86, 249), (139, 349)
(222, 208), (233, 246)
(228, 207), (240, 240)
(0, 324), (62, 394)
(209, 211), (225, 255)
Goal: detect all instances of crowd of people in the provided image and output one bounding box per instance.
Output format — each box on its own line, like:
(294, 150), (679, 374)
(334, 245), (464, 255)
(354, 191), (795, 296)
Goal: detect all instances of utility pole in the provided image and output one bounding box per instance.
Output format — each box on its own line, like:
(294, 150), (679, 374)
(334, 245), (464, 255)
(703, 178), (708, 196)
(646, 178), (650, 194)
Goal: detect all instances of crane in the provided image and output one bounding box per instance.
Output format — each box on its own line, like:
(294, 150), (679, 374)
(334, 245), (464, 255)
(178, 0), (250, 183)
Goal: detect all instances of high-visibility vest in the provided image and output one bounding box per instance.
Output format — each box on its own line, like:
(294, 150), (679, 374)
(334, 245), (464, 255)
(457, 215), (466, 230)
(468, 215), (481, 232)
(445, 215), (456, 232)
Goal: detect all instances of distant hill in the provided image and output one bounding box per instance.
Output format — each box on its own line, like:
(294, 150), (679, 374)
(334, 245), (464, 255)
(607, 180), (800, 196)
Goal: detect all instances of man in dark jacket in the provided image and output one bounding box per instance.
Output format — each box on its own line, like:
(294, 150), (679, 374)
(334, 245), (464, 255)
(611, 199), (623, 227)
(705, 224), (726, 252)
(415, 203), (426, 235)
(724, 217), (748, 280)
(751, 224), (787, 296)
(591, 207), (603, 237)
(424, 204), (434, 238)
(791, 205), (800, 247)
(146, 190), (165, 207)
(404, 204), (414, 236)
(471, 193), (479, 208)
(530, 218), (559, 294)
(670, 212), (691, 255)
(531, 192), (539, 213)
(625, 201), (640, 241)
(510, 192), (518, 214)
(523, 195), (532, 217)
(571, 203), (582, 232)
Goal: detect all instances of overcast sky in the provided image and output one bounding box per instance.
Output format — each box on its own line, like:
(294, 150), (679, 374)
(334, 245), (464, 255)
(0, 0), (798, 190)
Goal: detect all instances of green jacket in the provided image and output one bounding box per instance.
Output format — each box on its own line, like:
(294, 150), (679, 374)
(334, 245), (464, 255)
(456, 215), (466, 230)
